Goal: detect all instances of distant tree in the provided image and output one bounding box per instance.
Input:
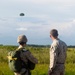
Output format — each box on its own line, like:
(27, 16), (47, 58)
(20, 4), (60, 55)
(0, 44), (3, 46)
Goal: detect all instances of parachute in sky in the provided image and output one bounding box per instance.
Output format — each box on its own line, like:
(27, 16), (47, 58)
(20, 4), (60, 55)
(20, 13), (25, 16)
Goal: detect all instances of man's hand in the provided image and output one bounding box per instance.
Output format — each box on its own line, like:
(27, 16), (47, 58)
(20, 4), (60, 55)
(48, 69), (52, 75)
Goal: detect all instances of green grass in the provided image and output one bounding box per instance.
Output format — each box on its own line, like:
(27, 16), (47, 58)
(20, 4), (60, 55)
(65, 63), (75, 75)
(0, 46), (75, 75)
(0, 63), (75, 75)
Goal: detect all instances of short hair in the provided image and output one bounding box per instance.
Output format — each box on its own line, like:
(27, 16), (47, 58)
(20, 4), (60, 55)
(50, 29), (58, 38)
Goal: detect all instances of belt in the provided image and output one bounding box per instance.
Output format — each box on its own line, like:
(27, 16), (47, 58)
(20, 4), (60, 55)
(56, 62), (64, 64)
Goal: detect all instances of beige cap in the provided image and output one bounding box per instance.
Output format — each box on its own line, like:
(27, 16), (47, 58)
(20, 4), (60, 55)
(17, 35), (28, 43)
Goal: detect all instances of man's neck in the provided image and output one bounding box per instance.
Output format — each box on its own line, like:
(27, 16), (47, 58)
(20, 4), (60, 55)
(19, 45), (24, 49)
(52, 37), (58, 41)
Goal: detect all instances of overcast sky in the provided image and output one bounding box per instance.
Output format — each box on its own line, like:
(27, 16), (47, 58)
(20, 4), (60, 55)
(0, 0), (75, 45)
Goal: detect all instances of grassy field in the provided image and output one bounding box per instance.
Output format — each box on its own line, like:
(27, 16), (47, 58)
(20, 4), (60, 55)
(0, 45), (75, 75)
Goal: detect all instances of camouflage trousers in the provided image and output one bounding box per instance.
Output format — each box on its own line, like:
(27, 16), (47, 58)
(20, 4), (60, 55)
(48, 64), (65, 75)
(14, 73), (21, 75)
(14, 72), (30, 75)
(14, 68), (31, 75)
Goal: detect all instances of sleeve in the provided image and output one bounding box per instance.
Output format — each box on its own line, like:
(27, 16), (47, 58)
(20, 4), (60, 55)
(50, 44), (58, 70)
(25, 51), (38, 64)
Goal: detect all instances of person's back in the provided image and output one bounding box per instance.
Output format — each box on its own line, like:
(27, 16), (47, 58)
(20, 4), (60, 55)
(56, 39), (67, 64)
(15, 47), (38, 75)
(49, 29), (67, 75)
(9, 35), (38, 75)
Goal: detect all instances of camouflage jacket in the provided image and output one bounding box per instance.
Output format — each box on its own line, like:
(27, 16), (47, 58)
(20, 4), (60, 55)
(50, 39), (67, 70)
(14, 46), (38, 75)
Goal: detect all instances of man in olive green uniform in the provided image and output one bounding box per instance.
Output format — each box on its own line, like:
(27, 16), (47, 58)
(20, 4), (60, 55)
(14, 35), (38, 75)
(48, 29), (67, 75)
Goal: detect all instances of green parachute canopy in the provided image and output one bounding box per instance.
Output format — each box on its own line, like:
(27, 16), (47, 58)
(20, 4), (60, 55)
(20, 13), (25, 16)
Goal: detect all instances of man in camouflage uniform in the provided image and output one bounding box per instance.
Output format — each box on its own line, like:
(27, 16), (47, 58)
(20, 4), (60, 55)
(14, 35), (38, 75)
(48, 29), (67, 75)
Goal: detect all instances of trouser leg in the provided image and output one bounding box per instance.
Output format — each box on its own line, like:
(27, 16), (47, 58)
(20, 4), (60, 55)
(50, 70), (60, 75)
(49, 70), (64, 75)
(14, 73), (21, 75)
(60, 72), (64, 75)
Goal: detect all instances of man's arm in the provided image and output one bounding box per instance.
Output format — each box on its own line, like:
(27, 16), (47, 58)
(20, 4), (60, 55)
(25, 50), (38, 64)
(50, 44), (58, 70)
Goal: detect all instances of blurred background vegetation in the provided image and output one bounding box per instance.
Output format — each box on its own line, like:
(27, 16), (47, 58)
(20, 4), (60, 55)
(0, 45), (75, 75)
